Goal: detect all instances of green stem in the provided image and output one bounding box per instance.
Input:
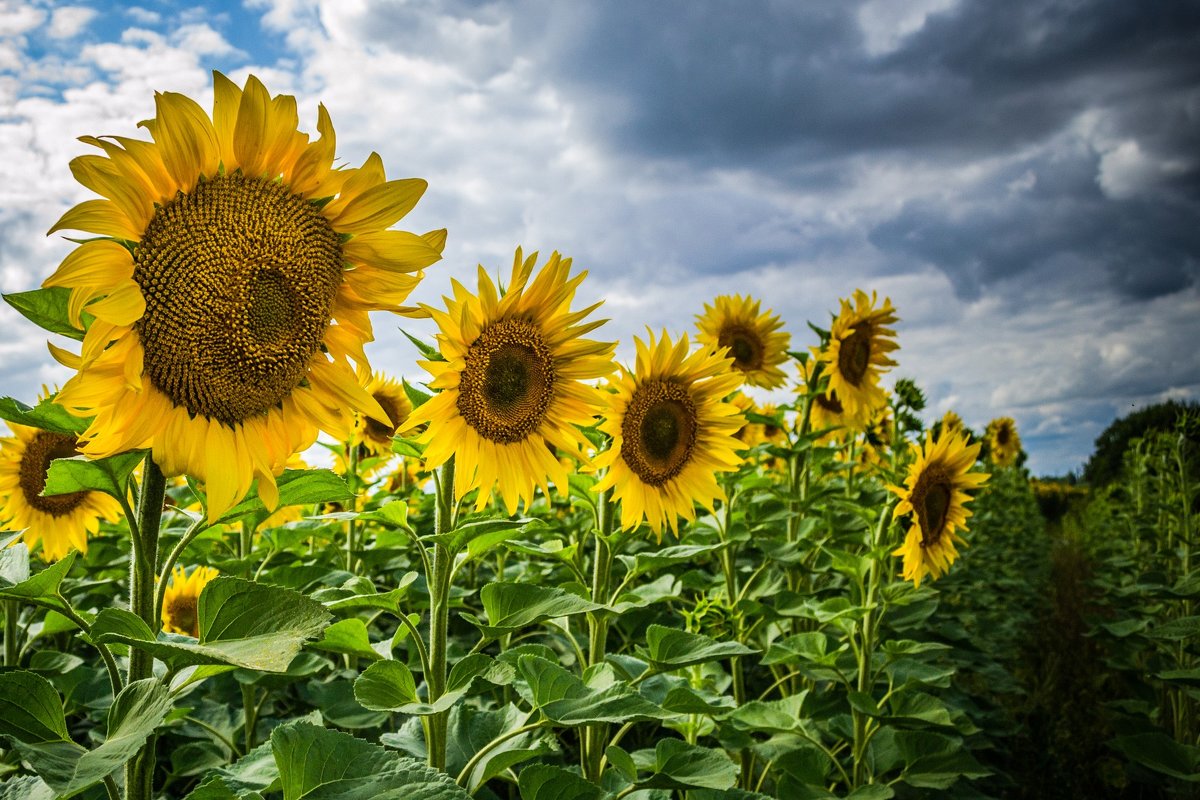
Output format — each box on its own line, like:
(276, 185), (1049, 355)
(850, 501), (895, 788)
(583, 488), (614, 783)
(154, 516), (209, 628)
(716, 491), (752, 789)
(55, 600), (124, 696)
(241, 684), (258, 753)
(4, 599), (18, 668)
(346, 444), (360, 573)
(455, 721), (545, 787)
(184, 715), (240, 756)
(426, 457), (455, 772)
(126, 455), (165, 800)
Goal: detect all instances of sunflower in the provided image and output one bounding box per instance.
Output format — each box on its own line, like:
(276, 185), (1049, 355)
(695, 295), (790, 389)
(0, 422), (122, 561)
(890, 431), (989, 587)
(857, 405), (895, 471)
(728, 391), (759, 448)
(592, 331), (745, 538)
(161, 565), (219, 638)
(44, 72), (444, 521)
(334, 372), (413, 479)
(799, 355), (866, 438)
(756, 402), (789, 473)
(819, 290), (899, 420)
(939, 410), (964, 440)
(985, 417), (1021, 468)
(405, 248), (615, 515)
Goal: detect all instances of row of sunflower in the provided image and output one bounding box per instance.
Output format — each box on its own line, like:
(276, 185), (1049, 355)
(0, 74), (1023, 800)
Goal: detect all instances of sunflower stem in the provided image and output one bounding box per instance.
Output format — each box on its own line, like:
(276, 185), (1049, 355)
(126, 455), (165, 800)
(346, 443), (361, 573)
(427, 457), (455, 772)
(582, 487), (614, 783)
(850, 500), (895, 789)
(716, 489), (753, 789)
(4, 599), (19, 667)
(154, 515), (212, 628)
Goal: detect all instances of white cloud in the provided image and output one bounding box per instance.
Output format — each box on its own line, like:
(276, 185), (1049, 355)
(857, 0), (958, 57)
(171, 23), (241, 58)
(123, 7), (161, 25)
(0, 1), (45, 37)
(48, 6), (98, 39)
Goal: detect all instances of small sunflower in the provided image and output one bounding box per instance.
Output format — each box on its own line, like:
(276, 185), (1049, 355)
(728, 391), (760, 448)
(161, 565), (219, 637)
(756, 402), (789, 473)
(695, 295), (791, 389)
(819, 290), (899, 420)
(405, 248), (615, 515)
(349, 372), (412, 458)
(44, 72), (444, 521)
(799, 355), (866, 437)
(0, 422), (122, 560)
(890, 431), (989, 587)
(939, 410), (964, 440)
(859, 405), (895, 471)
(985, 417), (1021, 468)
(592, 331), (745, 538)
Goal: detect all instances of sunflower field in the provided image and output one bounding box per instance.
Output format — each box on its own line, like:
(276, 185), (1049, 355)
(1, 73), (1197, 800)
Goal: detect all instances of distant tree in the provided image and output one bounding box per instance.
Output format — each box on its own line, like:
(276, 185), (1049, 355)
(1083, 400), (1200, 486)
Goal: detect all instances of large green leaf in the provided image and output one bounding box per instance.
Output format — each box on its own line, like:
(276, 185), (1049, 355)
(644, 625), (758, 670)
(635, 739), (739, 791)
(0, 776), (55, 800)
(214, 470), (354, 526)
(424, 517), (544, 556)
(472, 582), (604, 634)
(43, 450), (145, 502)
(516, 656), (670, 726)
(356, 654), (512, 716)
(94, 578), (332, 672)
(0, 551), (76, 613)
(271, 721), (473, 799)
(316, 572), (419, 615)
(0, 671), (70, 743)
(0, 535), (30, 585)
(11, 678), (172, 798)
(0, 395), (90, 435)
(517, 764), (602, 800)
(3, 287), (86, 340)
(309, 618), (385, 661)
(184, 741), (280, 799)
(1112, 733), (1200, 782)
(617, 543), (728, 578)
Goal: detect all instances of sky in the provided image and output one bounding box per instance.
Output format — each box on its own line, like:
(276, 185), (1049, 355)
(1, 0), (1198, 477)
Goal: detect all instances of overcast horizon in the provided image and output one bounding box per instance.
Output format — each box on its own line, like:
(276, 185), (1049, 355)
(2, 0), (1198, 476)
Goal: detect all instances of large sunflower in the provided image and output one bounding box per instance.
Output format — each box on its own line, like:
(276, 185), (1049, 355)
(985, 417), (1021, 468)
(0, 422), (122, 560)
(695, 295), (790, 389)
(405, 248), (615, 515)
(819, 290), (899, 420)
(161, 565), (219, 638)
(43, 72), (444, 521)
(592, 331), (745, 538)
(890, 431), (989, 587)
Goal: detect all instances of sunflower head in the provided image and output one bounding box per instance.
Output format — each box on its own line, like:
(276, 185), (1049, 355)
(985, 417), (1022, 468)
(406, 248), (615, 515)
(799, 353), (867, 439)
(728, 391), (760, 448)
(890, 430), (989, 587)
(43, 72), (444, 522)
(0, 421), (122, 561)
(593, 331), (745, 539)
(818, 290), (899, 420)
(695, 295), (791, 389)
(161, 565), (219, 638)
(939, 410), (965, 440)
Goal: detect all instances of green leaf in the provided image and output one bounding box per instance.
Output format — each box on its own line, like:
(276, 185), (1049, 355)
(516, 656), (670, 726)
(3, 287), (86, 340)
(0, 776), (55, 800)
(0, 395), (90, 435)
(214, 470), (354, 526)
(401, 331), (444, 364)
(618, 543), (728, 578)
(644, 625), (758, 670)
(0, 536), (30, 584)
(448, 705), (552, 793)
(94, 578), (332, 672)
(12, 678), (172, 798)
(317, 572), (419, 615)
(43, 450), (145, 501)
(309, 618), (383, 661)
(271, 720), (473, 799)
(1111, 733), (1200, 781)
(474, 582), (604, 633)
(0, 671), (69, 743)
(637, 739), (739, 791)
(725, 696), (806, 734)
(605, 744), (638, 783)
(425, 518), (545, 556)
(0, 552), (75, 613)
(518, 764), (602, 800)
(1146, 616), (1200, 641)
(183, 741), (280, 800)
(354, 661), (442, 715)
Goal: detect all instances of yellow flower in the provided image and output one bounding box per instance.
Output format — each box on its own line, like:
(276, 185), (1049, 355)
(406, 248), (615, 515)
(890, 431), (989, 587)
(939, 410), (964, 439)
(593, 331), (744, 538)
(44, 72), (444, 522)
(819, 290), (898, 420)
(695, 295), (791, 389)
(799, 355), (867, 438)
(0, 422), (122, 560)
(161, 565), (219, 638)
(985, 417), (1021, 468)
(728, 391), (760, 448)
(349, 372), (412, 458)
(858, 405), (895, 471)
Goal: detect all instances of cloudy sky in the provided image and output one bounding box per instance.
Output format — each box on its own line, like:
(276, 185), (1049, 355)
(2, 0), (1198, 476)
